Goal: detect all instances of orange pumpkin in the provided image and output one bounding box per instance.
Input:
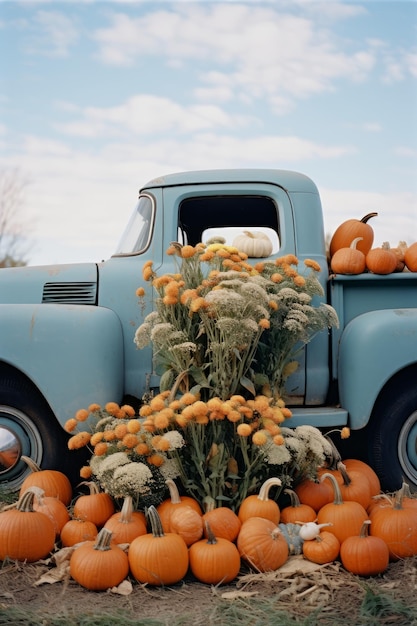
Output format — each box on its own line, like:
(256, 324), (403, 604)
(0, 490), (55, 562)
(128, 505), (189, 586)
(329, 212), (378, 258)
(295, 476), (334, 512)
(202, 506), (241, 543)
(70, 527), (129, 590)
(330, 237), (366, 275)
(189, 522), (241, 584)
(404, 241), (417, 271)
(336, 462), (372, 510)
(170, 506), (204, 547)
(19, 456), (72, 506)
(382, 241), (407, 272)
(237, 516), (289, 572)
(73, 481), (115, 527)
(104, 495), (147, 544)
(280, 489), (316, 525)
(302, 530), (340, 565)
(340, 520), (389, 576)
(238, 477), (281, 524)
(317, 473), (368, 544)
(342, 459), (381, 497)
(30, 486), (70, 537)
(157, 479), (202, 532)
(366, 247), (397, 275)
(61, 518), (98, 547)
(369, 482), (417, 561)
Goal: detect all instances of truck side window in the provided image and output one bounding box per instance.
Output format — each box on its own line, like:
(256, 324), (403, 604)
(114, 195), (154, 255)
(178, 195), (280, 251)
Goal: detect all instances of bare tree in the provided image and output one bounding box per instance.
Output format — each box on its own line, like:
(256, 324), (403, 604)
(0, 169), (31, 267)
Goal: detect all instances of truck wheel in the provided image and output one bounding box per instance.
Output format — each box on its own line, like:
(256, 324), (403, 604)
(0, 372), (83, 491)
(367, 374), (417, 493)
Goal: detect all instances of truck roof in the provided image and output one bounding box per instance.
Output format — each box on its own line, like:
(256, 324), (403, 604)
(140, 169), (319, 194)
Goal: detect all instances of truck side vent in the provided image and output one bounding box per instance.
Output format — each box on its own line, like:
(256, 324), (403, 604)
(42, 282), (97, 305)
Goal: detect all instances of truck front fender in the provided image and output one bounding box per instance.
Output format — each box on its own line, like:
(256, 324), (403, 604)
(0, 303), (124, 428)
(338, 308), (417, 429)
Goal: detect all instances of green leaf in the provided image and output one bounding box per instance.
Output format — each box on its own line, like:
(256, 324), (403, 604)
(159, 369), (175, 392)
(240, 375), (256, 396)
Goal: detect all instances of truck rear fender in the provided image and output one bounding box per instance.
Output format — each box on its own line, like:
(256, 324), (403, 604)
(0, 303), (124, 429)
(338, 309), (417, 429)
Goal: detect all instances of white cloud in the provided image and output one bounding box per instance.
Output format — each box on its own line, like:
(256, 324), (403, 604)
(26, 10), (79, 56)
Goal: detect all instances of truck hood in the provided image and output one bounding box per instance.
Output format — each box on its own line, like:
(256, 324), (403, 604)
(0, 263), (99, 305)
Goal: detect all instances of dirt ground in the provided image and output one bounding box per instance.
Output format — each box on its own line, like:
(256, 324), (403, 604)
(0, 550), (416, 625)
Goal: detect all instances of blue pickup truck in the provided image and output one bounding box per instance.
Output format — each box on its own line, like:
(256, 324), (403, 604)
(0, 169), (416, 492)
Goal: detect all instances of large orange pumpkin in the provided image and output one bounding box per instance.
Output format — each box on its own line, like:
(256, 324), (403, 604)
(73, 481), (115, 527)
(237, 516), (289, 572)
(19, 456), (72, 506)
(189, 522), (241, 584)
(340, 520), (389, 576)
(329, 212), (378, 257)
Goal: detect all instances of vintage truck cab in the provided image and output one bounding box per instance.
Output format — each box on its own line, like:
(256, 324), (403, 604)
(0, 169), (416, 491)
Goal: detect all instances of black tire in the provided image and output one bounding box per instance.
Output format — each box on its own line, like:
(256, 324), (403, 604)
(0, 369), (86, 491)
(367, 370), (417, 493)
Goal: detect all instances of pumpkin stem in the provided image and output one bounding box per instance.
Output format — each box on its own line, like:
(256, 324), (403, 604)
(165, 479), (182, 504)
(393, 482), (409, 510)
(258, 477), (282, 502)
(146, 505), (165, 538)
(359, 520), (371, 539)
(21, 456), (41, 473)
(360, 212), (378, 224)
(119, 495), (134, 524)
(320, 472), (344, 505)
(15, 489), (38, 513)
(336, 462), (352, 487)
(350, 237), (363, 250)
(93, 527), (113, 551)
(204, 521), (218, 545)
(77, 481), (101, 495)
(243, 230), (255, 238)
(284, 489), (302, 508)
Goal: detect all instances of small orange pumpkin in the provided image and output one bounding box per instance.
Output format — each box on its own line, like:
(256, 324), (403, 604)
(30, 486), (70, 537)
(189, 522), (241, 584)
(60, 517), (98, 547)
(170, 506), (204, 546)
(19, 456), (73, 506)
(73, 481), (115, 527)
(330, 237), (366, 275)
(238, 477), (282, 524)
(302, 530), (340, 565)
(104, 495), (147, 544)
(280, 489), (316, 525)
(340, 520), (389, 576)
(128, 505), (189, 586)
(317, 473), (368, 544)
(202, 505), (241, 543)
(157, 479), (202, 532)
(70, 527), (129, 590)
(329, 212), (378, 258)
(366, 247), (397, 275)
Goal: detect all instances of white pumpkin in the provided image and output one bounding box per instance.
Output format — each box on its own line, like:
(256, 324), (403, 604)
(232, 231), (273, 258)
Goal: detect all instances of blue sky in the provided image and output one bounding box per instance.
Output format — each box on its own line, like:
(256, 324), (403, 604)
(1, 0), (416, 266)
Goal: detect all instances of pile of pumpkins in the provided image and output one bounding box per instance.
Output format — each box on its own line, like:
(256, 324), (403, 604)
(329, 212), (417, 275)
(1, 456), (417, 592)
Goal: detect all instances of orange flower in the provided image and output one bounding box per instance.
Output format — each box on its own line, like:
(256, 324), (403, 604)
(105, 402), (120, 415)
(252, 431), (268, 446)
(281, 407), (292, 419)
(195, 414), (209, 425)
(282, 264), (297, 278)
(75, 409), (89, 422)
(67, 432), (91, 450)
(142, 420), (156, 433)
(199, 250), (215, 261)
(122, 433), (139, 449)
(79, 465), (92, 479)
(268, 300), (278, 311)
(93, 442), (109, 456)
(293, 275), (306, 287)
(150, 396), (167, 411)
(189, 297), (207, 313)
(153, 413), (170, 430)
(181, 392), (198, 406)
(271, 273), (283, 283)
(154, 437), (170, 452)
(273, 434), (285, 446)
(88, 403), (101, 412)
(127, 419), (141, 433)
(121, 404), (136, 417)
(254, 262), (265, 273)
(148, 454), (164, 467)
(103, 430), (116, 441)
(192, 401), (208, 418)
(226, 410), (242, 423)
(341, 427), (351, 439)
(163, 294), (178, 305)
(90, 432), (104, 446)
(304, 258), (321, 272)
(258, 318), (270, 329)
(139, 405), (153, 417)
(237, 423), (252, 437)
(64, 418), (78, 433)
(181, 245), (196, 258)
(135, 442), (150, 456)
(114, 423), (128, 439)
(175, 414), (188, 428)
(136, 287), (145, 297)
(180, 288), (198, 305)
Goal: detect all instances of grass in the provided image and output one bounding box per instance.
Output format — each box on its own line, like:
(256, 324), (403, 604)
(0, 589), (415, 626)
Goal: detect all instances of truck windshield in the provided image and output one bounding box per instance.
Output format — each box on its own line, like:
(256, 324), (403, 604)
(113, 194), (154, 255)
